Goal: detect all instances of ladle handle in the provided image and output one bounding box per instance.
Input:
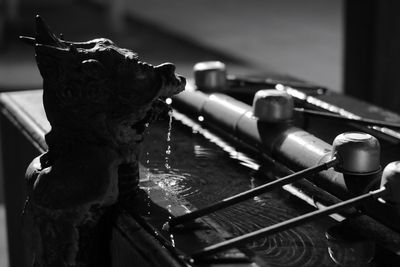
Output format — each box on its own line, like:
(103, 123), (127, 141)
(227, 76), (326, 93)
(191, 187), (386, 260)
(295, 108), (400, 129)
(169, 158), (339, 227)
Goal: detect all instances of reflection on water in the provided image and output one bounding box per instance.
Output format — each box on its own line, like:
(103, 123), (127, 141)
(140, 110), (335, 266)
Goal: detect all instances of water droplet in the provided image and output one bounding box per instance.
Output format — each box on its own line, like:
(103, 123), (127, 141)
(170, 234), (176, 247)
(162, 222), (170, 231)
(144, 151), (151, 181)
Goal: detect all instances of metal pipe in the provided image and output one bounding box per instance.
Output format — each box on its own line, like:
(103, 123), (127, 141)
(172, 84), (400, 232)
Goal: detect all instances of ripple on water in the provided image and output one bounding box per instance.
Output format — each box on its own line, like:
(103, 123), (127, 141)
(145, 167), (201, 199)
(141, 115), (333, 266)
(209, 200), (328, 267)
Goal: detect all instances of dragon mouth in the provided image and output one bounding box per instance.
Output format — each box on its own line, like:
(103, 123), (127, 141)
(155, 63), (186, 97)
(131, 97), (171, 129)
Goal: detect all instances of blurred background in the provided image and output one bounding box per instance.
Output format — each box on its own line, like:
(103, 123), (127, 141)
(1, 0), (399, 266)
(1, 0), (343, 91)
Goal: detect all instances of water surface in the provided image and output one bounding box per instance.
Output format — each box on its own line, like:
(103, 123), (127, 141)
(140, 111), (336, 266)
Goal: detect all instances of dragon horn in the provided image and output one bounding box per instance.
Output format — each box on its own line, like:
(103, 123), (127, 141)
(35, 15), (67, 48)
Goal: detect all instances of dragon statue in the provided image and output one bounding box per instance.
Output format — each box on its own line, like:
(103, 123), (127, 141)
(21, 15), (186, 267)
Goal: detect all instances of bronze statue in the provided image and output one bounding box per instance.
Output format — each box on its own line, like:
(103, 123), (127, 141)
(21, 15), (185, 267)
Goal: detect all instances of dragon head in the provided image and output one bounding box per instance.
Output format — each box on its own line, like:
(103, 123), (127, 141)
(21, 16), (186, 153)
